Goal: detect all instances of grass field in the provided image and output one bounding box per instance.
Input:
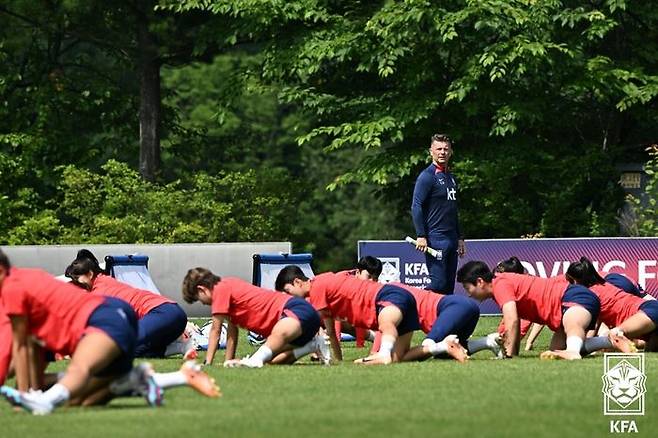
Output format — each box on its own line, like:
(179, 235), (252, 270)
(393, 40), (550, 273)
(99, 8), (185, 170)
(2, 317), (657, 437)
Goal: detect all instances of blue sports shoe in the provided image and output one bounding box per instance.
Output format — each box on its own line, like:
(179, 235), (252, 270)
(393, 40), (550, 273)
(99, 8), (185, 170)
(143, 374), (164, 407)
(0, 386), (54, 415)
(0, 386), (21, 406)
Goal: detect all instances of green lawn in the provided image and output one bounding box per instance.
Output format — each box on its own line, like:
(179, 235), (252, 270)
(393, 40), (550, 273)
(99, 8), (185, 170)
(2, 317), (657, 437)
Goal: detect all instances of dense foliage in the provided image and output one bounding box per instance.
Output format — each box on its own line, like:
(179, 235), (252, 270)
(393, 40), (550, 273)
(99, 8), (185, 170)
(1, 1), (656, 270)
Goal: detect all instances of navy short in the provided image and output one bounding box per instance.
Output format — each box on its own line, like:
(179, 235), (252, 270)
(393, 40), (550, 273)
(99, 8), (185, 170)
(86, 297), (138, 377)
(427, 295), (480, 345)
(375, 284), (421, 335)
(135, 302), (187, 358)
(639, 300), (658, 325)
(282, 297), (321, 347)
(561, 285), (600, 331)
(604, 273), (646, 298)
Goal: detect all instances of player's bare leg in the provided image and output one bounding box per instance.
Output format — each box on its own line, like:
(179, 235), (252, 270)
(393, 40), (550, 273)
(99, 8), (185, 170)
(541, 307), (591, 360)
(616, 311), (657, 339)
(225, 318), (302, 368)
(355, 306), (402, 365)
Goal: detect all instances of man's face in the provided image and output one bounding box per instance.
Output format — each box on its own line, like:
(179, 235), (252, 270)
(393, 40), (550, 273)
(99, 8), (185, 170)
(461, 278), (489, 302)
(282, 278), (307, 298)
(429, 140), (452, 166)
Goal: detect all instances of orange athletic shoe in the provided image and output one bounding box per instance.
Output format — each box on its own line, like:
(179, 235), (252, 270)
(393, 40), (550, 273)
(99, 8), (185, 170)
(180, 361), (221, 398)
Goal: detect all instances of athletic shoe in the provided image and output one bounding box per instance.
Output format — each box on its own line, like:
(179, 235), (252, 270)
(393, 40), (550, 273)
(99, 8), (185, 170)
(608, 330), (637, 354)
(444, 337), (468, 363)
(133, 362), (164, 407)
(0, 386), (21, 406)
(540, 350), (582, 360)
(314, 335), (331, 366)
(180, 361), (221, 398)
(487, 333), (505, 359)
(0, 386), (54, 415)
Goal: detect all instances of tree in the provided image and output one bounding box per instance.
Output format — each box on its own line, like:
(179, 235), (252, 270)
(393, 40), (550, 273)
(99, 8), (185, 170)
(172, 0), (658, 238)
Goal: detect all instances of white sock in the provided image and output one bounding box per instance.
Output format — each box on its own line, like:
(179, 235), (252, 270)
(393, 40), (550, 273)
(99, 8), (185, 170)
(41, 383), (70, 406)
(582, 336), (613, 354)
(378, 335), (395, 357)
(251, 345), (273, 363)
(428, 341), (448, 356)
(293, 336), (320, 359)
(467, 337), (489, 354)
(152, 372), (188, 388)
(566, 336), (584, 354)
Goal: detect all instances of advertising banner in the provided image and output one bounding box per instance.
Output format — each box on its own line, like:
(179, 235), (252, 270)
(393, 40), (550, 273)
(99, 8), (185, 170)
(358, 238), (658, 315)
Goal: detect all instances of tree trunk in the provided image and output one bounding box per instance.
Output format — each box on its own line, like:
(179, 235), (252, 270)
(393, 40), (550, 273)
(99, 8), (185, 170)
(137, 13), (161, 182)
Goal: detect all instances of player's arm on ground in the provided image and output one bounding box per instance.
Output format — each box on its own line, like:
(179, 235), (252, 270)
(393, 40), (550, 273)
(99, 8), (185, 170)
(501, 302), (520, 357)
(27, 341), (44, 390)
(321, 311), (342, 361)
(223, 320), (238, 361)
(204, 314), (226, 366)
(524, 323), (544, 351)
(9, 315), (30, 391)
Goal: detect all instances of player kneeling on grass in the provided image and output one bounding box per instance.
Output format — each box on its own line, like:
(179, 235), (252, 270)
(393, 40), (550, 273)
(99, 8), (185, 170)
(566, 257), (658, 352)
(456, 261), (633, 360)
(0, 250), (165, 415)
(275, 265), (421, 365)
(66, 249), (195, 360)
(395, 283), (503, 362)
(181, 268), (329, 368)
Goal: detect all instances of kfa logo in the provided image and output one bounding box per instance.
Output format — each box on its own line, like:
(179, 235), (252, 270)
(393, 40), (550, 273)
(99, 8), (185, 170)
(602, 353), (646, 415)
(447, 187), (456, 201)
(603, 353), (645, 434)
(378, 258), (401, 283)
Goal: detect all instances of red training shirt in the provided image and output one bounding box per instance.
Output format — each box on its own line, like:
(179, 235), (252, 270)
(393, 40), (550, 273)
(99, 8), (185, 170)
(0, 304), (11, 384)
(491, 273), (570, 331)
(590, 282), (643, 328)
(91, 274), (174, 319)
(394, 283), (443, 333)
(308, 273), (384, 330)
(211, 277), (292, 337)
(0, 268), (104, 356)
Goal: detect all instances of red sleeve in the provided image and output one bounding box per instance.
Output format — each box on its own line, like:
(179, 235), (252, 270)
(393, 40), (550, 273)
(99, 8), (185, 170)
(493, 278), (516, 307)
(1, 278), (28, 316)
(211, 281), (231, 315)
(309, 276), (331, 313)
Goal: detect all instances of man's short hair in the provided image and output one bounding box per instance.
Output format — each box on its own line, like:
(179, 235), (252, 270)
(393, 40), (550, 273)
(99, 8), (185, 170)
(355, 256), (383, 280)
(456, 261), (494, 284)
(275, 265), (309, 291)
(430, 133), (452, 147)
(181, 267), (221, 304)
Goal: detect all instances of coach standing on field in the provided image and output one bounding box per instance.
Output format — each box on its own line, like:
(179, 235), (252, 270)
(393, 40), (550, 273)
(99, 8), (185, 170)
(411, 133), (465, 294)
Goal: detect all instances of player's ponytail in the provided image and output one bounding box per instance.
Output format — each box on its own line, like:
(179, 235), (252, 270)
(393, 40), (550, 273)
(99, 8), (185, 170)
(65, 249), (104, 287)
(495, 256), (525, 274)
(565, 257), (605, 287)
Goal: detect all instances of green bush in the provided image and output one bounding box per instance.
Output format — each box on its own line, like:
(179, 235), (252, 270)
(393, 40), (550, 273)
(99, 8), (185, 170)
(4, 160), (301, 245)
